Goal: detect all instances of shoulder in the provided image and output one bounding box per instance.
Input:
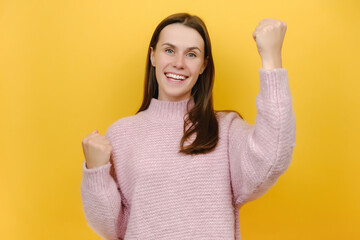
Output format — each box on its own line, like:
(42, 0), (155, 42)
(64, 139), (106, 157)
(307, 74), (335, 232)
(216, 110), (245, 125)
(216, 110), (251, 134)
(105, 112), (145, 140)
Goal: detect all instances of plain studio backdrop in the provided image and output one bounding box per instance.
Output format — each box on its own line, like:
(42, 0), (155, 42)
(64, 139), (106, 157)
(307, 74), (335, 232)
(0, 0), (359, 239)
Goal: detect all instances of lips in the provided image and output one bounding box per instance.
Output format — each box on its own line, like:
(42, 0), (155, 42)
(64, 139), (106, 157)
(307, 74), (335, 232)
(165, 72), (188, 82)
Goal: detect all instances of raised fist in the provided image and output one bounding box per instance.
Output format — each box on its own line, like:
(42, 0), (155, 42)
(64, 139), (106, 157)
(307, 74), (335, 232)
(82, 130), (113, 169)
(252, 18), (287, 65)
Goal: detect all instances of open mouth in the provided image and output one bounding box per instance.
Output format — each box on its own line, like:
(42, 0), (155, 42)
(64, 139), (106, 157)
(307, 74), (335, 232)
(165, 72), (189, 82)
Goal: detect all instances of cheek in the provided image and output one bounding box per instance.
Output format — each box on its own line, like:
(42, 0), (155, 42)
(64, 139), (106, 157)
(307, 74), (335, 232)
(191, 61), (205, 75)
(155, 67), (164, 82)
(154, 56), (166, 75)
(155, 53), (169, 67)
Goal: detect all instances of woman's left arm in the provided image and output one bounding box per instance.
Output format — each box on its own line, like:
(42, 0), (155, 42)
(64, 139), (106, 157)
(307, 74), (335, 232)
(229, 19), (296, 206)
(229, 68), (296, 206)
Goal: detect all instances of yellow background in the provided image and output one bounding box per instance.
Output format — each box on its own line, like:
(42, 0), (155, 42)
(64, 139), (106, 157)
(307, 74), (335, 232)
(1, 0), (359, 239)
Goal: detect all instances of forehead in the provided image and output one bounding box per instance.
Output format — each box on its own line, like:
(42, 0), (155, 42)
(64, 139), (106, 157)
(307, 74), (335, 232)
(157, 23), (204, 50)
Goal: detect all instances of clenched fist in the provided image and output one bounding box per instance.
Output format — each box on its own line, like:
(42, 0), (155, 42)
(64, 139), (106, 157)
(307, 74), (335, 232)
(252, 18), (287, 69)
(82, 130), (113, 169)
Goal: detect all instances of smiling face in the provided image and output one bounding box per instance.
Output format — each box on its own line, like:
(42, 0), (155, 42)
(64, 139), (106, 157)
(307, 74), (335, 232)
(150, 23), (208, 101)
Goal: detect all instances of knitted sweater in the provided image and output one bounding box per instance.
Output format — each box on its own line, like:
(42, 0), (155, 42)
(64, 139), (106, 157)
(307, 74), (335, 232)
(80, 68), (296, 240)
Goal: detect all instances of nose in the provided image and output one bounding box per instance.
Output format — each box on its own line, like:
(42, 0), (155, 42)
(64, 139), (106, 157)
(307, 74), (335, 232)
(173, 54), (185, 69)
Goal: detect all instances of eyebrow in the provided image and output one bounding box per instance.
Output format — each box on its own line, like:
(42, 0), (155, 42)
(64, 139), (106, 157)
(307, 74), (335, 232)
(161, 43), (201, 52)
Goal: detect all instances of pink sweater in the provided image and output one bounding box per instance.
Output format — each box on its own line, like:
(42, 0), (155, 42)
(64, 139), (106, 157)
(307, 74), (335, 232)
(80, 68), (296, 240)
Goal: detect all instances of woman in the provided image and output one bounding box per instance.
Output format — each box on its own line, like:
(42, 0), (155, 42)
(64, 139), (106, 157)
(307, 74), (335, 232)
(81, 13), (296, 240)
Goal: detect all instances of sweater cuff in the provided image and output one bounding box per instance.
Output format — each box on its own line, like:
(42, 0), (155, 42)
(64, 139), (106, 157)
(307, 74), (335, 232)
(259, 68), (290, 101)
(81, 161), (114, 193)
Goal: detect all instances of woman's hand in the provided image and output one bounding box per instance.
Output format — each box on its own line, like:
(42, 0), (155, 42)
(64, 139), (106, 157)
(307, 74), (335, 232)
(82, 130), (113, 169)
(252, 18), (287, 69)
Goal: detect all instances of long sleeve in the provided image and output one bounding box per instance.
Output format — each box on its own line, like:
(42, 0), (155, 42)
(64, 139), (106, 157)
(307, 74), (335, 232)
(228, 68), (296, 206)
(80, 131), (124, 239)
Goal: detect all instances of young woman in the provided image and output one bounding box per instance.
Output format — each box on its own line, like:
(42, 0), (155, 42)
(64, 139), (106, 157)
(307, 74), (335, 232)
(81, 13), (296, 240)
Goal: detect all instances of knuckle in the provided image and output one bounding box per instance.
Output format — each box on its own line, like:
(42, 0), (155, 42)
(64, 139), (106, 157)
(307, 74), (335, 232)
(87, 138), (96, 146)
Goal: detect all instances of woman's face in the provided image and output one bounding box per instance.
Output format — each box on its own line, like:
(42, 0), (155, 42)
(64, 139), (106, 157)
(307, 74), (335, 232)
(150, 23), (207, 101)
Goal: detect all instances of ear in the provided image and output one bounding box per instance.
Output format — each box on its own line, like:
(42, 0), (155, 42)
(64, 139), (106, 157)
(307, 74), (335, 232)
(150, 47), (155, 67)
(200, 56), (209, 74)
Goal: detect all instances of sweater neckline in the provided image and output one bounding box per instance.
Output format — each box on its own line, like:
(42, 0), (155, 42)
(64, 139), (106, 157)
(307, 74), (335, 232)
(143, 97), (195, 120)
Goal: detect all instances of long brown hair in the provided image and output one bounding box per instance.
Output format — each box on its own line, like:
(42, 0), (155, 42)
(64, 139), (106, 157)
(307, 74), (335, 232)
(137, 13), (218, 154)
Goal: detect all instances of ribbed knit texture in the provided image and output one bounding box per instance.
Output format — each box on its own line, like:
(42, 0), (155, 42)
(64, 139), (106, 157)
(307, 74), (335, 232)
(80, 68), (296, 240)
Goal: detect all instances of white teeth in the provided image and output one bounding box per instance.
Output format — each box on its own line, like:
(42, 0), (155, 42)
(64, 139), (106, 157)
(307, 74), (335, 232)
(166, 73), (186, 80)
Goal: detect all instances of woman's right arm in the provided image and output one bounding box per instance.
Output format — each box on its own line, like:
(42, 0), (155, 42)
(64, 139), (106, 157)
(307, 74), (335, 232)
(80, 130), (123, 240)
